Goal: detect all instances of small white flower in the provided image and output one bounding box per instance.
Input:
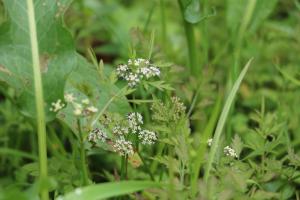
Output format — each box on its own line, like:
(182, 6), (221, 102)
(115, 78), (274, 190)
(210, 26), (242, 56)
(112, 125), (129, 135)
(127, 112), (143, 133)
(73, 103), (83, 116)
(149, 66), (160, 76)
(207, 138), (213, 147)
(116, 64), (129, 79)
(138, 130), (157, 145)
(134, 59), (141, 66)
(86, 106), (98, 113)
(74, 188), (82, 195)
(49, 99), (65, 112)
(82, 98), (90, 105)
(113, 137), (134, 156)
(88, 128), (107, 143)
(64, 93), (75, 103)
(127, 112), (143, 124)
(74, 108), (82, 116)
(224, 146), (238, 158)
(125, 72), (140, 87)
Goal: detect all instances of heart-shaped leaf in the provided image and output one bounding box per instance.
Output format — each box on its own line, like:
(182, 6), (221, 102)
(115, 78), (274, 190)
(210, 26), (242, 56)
(184, 0), (201, 24)
(0, 0), (76, 121)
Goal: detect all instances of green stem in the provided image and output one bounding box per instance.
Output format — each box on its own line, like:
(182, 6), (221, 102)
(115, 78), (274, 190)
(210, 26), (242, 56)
(150, 142), (165, 173)
(77, 119), (90, 186)
(160, 0), (167, 49)
(178, 0), (200, 76)
(26, 0), (48, 199)
(138, 152), (155, 181)
(120, 156), (128, 180)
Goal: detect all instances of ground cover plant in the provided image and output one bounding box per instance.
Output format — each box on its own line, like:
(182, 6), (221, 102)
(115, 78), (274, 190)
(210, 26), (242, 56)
(0, 0), (300, 199)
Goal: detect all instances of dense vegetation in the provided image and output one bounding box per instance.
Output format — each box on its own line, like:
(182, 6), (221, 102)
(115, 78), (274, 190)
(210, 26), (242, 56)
(0, 0), (300, 199)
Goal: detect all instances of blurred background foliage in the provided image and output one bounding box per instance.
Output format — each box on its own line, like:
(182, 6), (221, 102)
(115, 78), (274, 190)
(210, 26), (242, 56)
(65, 0), (300, 140)
(0, 0), (300, 199)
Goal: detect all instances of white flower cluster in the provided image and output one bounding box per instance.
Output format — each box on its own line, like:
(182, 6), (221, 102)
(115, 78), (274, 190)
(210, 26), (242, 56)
(88, 127), (107, 143)
(63, 93), (98, 117)
(49, 99), (65, 112)
(127, 112), (143, 134)
(113, 137), (134, 156)
(223, 146), (238, 158)
(110, 112), (157, 156)
(116, 58), (160, 87)
(138, 130), (157, 145)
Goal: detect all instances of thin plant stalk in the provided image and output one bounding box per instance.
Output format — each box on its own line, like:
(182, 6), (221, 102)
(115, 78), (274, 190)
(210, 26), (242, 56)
(26, 0), (48, 199)
(120, 155), (128, 180)
(177, 0), (200, 76)
(77, 119), (90, 186)
(204, 59), (253, 183)
(137, 152), (155, 181)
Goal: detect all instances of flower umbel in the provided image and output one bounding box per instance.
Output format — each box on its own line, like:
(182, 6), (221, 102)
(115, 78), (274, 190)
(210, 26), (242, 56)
(113, 137), (134, 156)
(127, 112), (143, 134)
(223, 146), (238, 158)
(116, 58), (160, 87)
(64, 93), (76, 103)
(63, 92), (98, 117)
(88, 128), (107, 143)
(50, 99), (65, 112)
(138, 130), (157, 145)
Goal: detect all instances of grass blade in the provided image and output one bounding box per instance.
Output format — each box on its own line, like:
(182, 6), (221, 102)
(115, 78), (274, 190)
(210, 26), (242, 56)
(204, 58), (253, 182)
(62, 181), (161, 200)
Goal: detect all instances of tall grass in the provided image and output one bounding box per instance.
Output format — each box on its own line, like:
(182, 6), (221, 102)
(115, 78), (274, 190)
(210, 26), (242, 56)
(204, 59), (253, 182)
(26, 0), (48, 199)
(227, 0), (257, 140)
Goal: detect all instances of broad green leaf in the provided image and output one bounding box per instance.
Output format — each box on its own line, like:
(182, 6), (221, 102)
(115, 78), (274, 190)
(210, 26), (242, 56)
(57, 55), (131, 133)
(204, 58), (253, 182)
(0, 0), (76, 121)
(61, 181), (161, 200)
